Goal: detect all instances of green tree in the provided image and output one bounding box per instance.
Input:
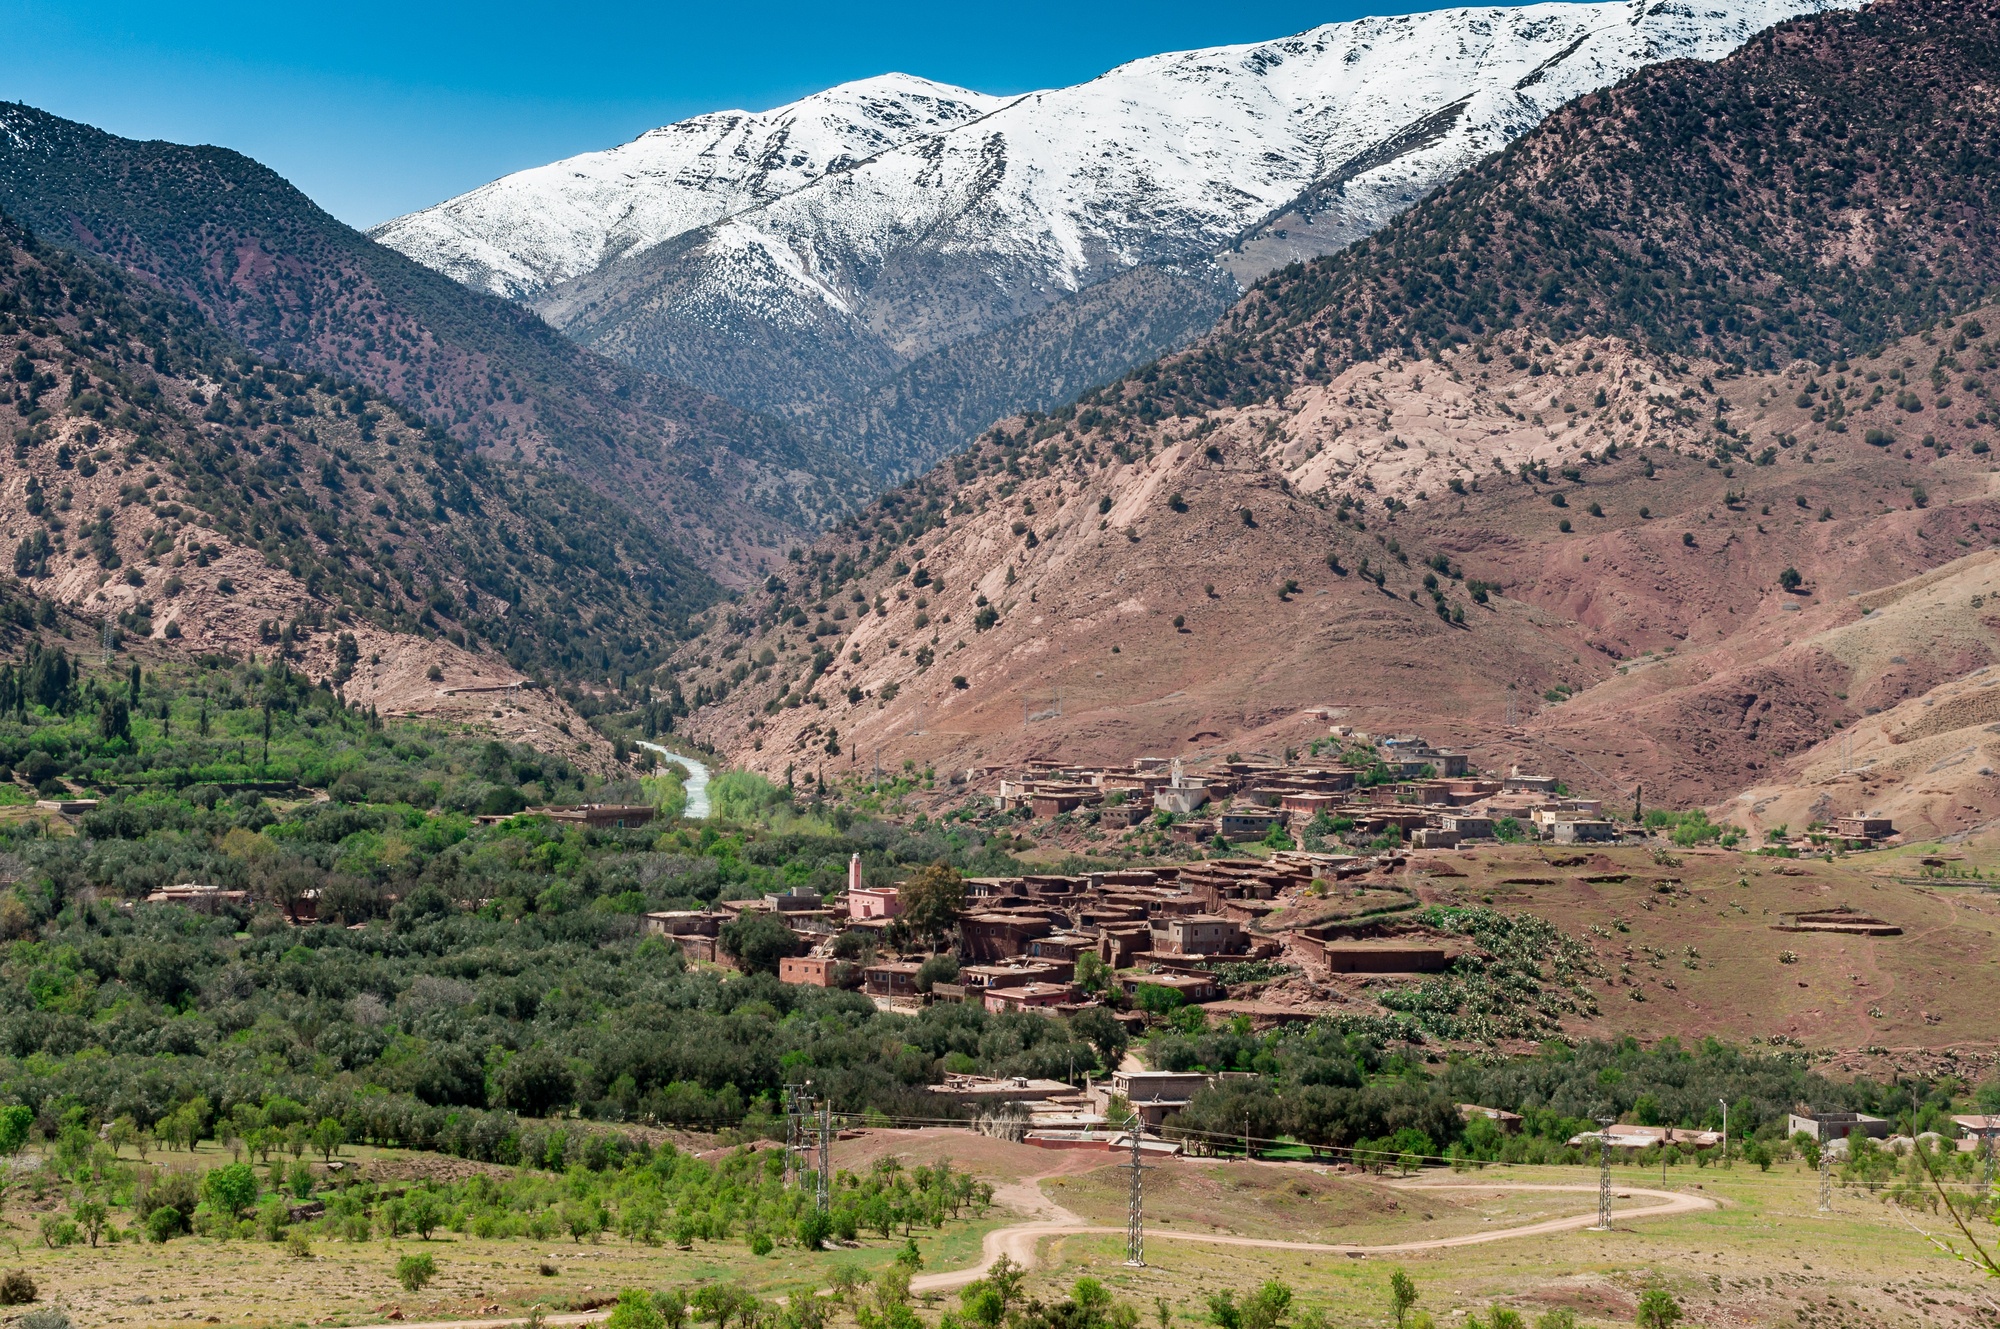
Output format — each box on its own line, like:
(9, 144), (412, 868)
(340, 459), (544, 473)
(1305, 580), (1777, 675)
(1209, 1280), (1292, 1329)
(797, 1207), (835, 1250)
(405, 1188), (444, 1239)
(0, 1105), (32, 1156)
(607, 1289), (667, 1329)
(719, 910), (803, 975)
(1389, 1269), (1420, 1328)
(1068, 1005), (1129, 1072)
(1074, 950), (1109, 992)
(914, 954), (960, 993)
(146, 1205), (187, 1243)
(72, 1200), (107, 1247)
(1635, 1290), (1682, 1329)
(310, 1117), (345, 1162)
(201, 1162), (258, 1219)
(495, 1048), (578, 1116)
(900, 861), (966, 949)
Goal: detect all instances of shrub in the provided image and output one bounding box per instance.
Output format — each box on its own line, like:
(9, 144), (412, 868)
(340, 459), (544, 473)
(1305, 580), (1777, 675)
(1777, 567), (1802, 591)
(796, 1207), (835, 1250)
(607, 1290), (666, 1329)
(144, 1205), (185, 1243)
(0, 1269), (35, 1305)
(1635, 1289), (1682, 1329)
(0, 1105), (31, 1156)
(395, 1252), (437, 1292)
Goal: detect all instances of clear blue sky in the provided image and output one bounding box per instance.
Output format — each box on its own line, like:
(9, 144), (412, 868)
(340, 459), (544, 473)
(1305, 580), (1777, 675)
(0, 0), (1519, 229)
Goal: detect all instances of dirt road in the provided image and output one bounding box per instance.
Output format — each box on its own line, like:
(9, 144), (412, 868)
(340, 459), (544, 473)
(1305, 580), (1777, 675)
(364, 1178), (1715, 1327)
(909, 1178), (1717, 1293)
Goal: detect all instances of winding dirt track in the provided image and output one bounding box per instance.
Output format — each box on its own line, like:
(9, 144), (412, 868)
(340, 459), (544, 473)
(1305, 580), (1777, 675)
(372, 1177), (1715, 1328)
(909, 1177), (1717, 1294)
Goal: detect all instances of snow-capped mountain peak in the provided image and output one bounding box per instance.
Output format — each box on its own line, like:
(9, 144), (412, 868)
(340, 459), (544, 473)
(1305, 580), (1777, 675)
(378, 0), (1846, 479)
(369, 72), (1006, 299)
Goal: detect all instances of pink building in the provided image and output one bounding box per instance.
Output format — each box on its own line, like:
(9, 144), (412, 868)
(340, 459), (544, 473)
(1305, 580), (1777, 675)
(850, 886), (902, 920)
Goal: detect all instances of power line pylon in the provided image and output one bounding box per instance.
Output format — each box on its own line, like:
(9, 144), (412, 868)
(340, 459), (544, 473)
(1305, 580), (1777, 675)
(818, 1101), (832, 1212)
(1125, 1117), (1146, 1267)
(1589, 1118), (1614, 1231)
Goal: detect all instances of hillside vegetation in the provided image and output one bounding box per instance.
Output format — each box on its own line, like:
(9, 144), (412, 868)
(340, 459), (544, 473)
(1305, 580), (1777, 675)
(674, 0), (2000, 823)
(0, 104), (867, 583)
(1116, 0), (2000, 418)
(0, 209), (726, 686)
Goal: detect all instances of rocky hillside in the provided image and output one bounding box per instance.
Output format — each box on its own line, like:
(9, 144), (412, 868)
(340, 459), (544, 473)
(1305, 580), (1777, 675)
(0, 104), (867, 583)
(382, 0), (1836, 480)
(674, 0), (2000, 835)
(0, 206), (704, 761)
(1129, 0), (2000, 408)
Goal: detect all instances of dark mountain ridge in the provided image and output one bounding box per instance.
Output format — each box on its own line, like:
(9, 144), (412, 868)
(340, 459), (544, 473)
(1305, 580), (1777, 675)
(1117, 0), (2000, 418)
(0, 206), (716, 690)
(0, 104), (868, 583)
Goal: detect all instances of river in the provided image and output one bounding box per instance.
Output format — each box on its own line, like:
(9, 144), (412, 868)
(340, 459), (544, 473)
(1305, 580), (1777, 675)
(636, 741), (712, 819)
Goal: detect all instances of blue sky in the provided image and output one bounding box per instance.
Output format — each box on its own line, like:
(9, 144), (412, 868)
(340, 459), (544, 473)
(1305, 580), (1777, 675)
(0, 0), (1518, 229)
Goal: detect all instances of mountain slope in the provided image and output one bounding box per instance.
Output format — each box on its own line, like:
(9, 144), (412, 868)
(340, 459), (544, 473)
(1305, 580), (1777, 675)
(0, 208), (710, 724)
(390, 0), (1838, 481)
(673, 0), (2000, 823)
(1129, 0), (2000, 412)
(369, 74), (1006, 301)
(0, 104), (867, 581)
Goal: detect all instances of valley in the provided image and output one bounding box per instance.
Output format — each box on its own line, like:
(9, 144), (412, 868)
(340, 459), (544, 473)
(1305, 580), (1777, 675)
(380, 0), (1841, 480)
(0, 1), (1997, 1326)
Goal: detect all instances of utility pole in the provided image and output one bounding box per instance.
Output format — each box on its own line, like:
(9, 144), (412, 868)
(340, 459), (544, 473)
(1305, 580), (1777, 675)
(818, 1101), (832, 1212)
(1718, 1099), (1729, 1168)
(1818, 1137), (1833, 1212)
(1590, 1116), (1614, 1232)
(1125, 1116), (1146, 1268)
(782, 1087), (795, 1189)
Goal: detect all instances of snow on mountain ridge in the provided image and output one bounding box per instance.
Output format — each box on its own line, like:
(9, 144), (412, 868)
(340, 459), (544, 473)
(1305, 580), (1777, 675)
(378, 0), (1846, 478)
(369, 72), (1005, 300)
(542, 0), (1840, 359)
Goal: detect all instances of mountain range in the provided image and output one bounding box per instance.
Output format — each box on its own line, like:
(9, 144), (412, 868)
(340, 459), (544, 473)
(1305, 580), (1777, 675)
(0, 211), (658, 757)
(0, 103), (868, 588)
(7, 0), (1995, 836)
(671, 0), (2000, 836)
(377, 0), (1840, 478)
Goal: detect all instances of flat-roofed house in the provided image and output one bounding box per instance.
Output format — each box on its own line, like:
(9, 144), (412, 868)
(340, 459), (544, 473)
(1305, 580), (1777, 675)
(1150, 914), (1246, 956)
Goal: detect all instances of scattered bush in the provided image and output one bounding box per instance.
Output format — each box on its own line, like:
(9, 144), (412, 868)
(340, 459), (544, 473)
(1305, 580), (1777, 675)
(0, 1269), (36, 1305)
(395, 1253), (437, 1293)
